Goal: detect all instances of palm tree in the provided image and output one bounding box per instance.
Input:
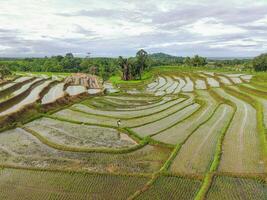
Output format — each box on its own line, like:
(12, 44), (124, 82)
(136, 49), (148, 79)
(118, 56), (131, 81)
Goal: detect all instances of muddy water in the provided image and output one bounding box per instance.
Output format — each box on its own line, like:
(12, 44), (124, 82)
(66, 85), (86, 96)
(41, 82), (65, 104)
(0, 80), (52, 116)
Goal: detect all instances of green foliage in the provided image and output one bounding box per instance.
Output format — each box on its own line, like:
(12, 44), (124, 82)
(98, 60), (117, 84)
(206, 176), (267, 200)
(110, 71), (153, 85)
(253, 53), (267, 71)
(0, 64), (12, 79)
(209, 58), (252, 70)
(0, 54), (119, 74)
(135, 175), (202, 200)
(0, 168), (149, 200)
(184, 55), (207, 67)
(118, 49), (151, 81)
(191, 88), (237, 200)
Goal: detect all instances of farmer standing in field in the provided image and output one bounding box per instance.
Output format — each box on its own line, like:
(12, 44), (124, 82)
(117, 119), (122, 139)
(117, 119), (121, 128)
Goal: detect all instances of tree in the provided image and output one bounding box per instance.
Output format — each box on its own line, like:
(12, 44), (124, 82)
(136, 49), (148, 79)
(99, 61), (116, 84)
(61, 53), (81, 72)
(0, 64), (12, 79)
(184, 56), (191, 66)
(253, 53), (267, 71)
(214, 61), (223, 68)
(88, 65), (99, 75)
(118, 56), (132, 81)
(185, 55), (207, 67)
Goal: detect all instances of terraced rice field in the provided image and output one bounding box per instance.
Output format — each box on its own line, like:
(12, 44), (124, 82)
(0, 168), (149, 200)
(170, 104), (234, 175)
(41, 82), (66, 104)
(206, 176), (266, 200)
(66, 85), (87, 96)
(152, 90), (218, 144)
(215, 88), (264, 174)
(24, 117), (137, 149)
(0, 71), (266, 199)
(136, 176), (202, 200)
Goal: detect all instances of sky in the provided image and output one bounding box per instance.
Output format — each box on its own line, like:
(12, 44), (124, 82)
(0, 0), (267, 58)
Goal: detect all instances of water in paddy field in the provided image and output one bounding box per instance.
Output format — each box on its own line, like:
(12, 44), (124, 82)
(13, 77), (33, 83)
(182, 77), (194, 92)
(66, 85), (87, 96)
(88, 88), (102, 94)
(0, 77), (32, 92)
(195, 79), (206, 89)
(41, 82), (65, 104)
(0, 70), (263, 199)
(0, 82), (16, 92)
(103, 82), (119, 93)
(0, 80), (52, 116)
(0, 78), (42, 104)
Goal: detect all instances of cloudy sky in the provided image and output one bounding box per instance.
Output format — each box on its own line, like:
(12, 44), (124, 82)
(0, 0), (267, 57)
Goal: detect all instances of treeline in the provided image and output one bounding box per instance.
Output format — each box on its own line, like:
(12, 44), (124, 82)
(0, 53), (118, 73)
(0, 50), (151, 81)
(1, 52), (267, 81)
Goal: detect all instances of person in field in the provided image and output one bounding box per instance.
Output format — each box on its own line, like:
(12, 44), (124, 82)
(117, 119), (121, 128)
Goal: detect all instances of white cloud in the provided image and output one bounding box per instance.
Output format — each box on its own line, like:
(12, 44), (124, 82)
(144, 40), (207, 49)
(209, 39), (258, 48)
(0, 0), (266, 57)
(183, 18), (246, 36)
(0, 44), (11, 51)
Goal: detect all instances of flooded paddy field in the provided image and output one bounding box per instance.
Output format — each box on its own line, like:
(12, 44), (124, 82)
(0, 71), (266, 199)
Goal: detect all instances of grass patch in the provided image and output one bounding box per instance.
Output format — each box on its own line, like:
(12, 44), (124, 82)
(110, 71), (153, 85)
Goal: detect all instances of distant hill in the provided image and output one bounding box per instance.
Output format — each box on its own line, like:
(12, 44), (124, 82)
(149, 52), (182, 59)
(148, 53), (184, 66)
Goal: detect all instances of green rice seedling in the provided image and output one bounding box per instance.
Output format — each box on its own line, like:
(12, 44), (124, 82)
(206, 175), (267, 200)
(0, 168), (149, 200)
(135, 175), (202, 200)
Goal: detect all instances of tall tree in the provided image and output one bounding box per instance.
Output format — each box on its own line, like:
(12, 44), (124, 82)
(253, 53), (267, 71)
(136, 49), (148, 79)
(99, 62), (112, 84)
(88, 65), (98, 75)
(184, 56), (191, 66)
(118, 56), (131, 81)
(185, 55), (207, 67)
